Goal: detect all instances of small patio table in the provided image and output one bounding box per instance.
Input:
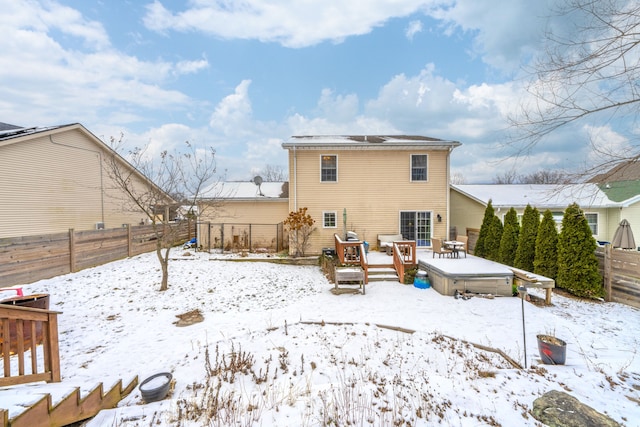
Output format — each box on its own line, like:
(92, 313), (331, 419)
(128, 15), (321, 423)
(444, 241), (464, 258)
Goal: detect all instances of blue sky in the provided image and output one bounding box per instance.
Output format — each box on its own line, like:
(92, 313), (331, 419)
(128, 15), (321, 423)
(0, 1), (630, 183)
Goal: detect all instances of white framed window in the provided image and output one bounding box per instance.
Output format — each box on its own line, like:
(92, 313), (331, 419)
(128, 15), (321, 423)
(323, 211), (337, 228)
(552, 211), (598, 235)
(585, 213), (598, 235)
(321, 155), (337, 182)
(411, 154), (428, 181)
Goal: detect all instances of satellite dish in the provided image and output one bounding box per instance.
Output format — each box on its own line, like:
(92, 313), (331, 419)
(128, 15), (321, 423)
(253, 176), (264, 196)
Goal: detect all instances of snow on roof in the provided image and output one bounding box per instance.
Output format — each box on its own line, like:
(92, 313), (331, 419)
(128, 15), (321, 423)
(282, 135), (461, 149)
(453, 184), (621, 209)
(200, 181), (287, 199)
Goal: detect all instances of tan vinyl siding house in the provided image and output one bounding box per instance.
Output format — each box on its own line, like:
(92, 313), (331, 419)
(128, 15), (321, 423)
(283, 135), (461, 255)
(0, 123), (172, 238)
(197, 181), (289, 251)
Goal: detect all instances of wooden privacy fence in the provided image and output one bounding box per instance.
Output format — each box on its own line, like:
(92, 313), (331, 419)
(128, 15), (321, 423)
(0, 221), (195, 287)
(597, 245), (640, 309)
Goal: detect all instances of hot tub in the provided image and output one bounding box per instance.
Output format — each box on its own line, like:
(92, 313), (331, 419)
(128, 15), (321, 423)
(418, 256), (513, 296)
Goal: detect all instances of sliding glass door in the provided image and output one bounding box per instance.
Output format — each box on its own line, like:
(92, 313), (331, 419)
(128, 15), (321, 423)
(400, 211), (432, 247)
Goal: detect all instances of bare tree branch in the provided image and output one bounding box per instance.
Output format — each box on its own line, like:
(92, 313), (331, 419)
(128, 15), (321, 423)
(509, 0), (640, 168)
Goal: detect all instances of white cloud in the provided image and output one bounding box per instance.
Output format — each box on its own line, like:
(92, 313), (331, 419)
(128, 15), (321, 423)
(405, 20), (423, 40)
(0, 0), (111, 49)
(316, 89), (359, 123)
(427, 0), (554, 73)
(143, 0), (432, 48)
(209, 80), (253, 134)
(0, 1), (205, 128)
(585, 124), (631, 164)
(174, 58), (210, 75)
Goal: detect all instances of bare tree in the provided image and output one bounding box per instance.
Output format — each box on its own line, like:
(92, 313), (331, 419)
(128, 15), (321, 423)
(493, 170), (518, 184)
(493, 169), (568, 184)
(106, 137), (217, 291)
(520, 170), (568, 184)
(450, 172), (467, 185)
(509, 0), (640, 171)
(256, 164), (288, 182)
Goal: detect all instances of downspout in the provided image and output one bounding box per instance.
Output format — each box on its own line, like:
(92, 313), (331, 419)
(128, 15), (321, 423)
(293, 145), (298, 211)
(50, 135), (105, 223)
(446, 146), (452, 240)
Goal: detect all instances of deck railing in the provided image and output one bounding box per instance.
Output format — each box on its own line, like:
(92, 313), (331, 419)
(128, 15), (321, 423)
(392, 241), (417, 282)
(334, 234), (369, 283)
(1, 304), (61, 386)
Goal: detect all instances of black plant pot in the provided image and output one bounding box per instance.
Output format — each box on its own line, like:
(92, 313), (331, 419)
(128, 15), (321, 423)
(139, 372), (173, 403)
(537, 334), (567, 365)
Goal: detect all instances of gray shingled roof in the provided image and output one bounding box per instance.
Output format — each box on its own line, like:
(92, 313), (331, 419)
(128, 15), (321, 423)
(0, 124), (69, 141)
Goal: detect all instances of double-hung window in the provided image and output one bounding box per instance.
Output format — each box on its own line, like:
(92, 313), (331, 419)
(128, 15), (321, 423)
(323, 211), (337, 228)
(321, 155), (337, 182)
(411, 154), (428, 181)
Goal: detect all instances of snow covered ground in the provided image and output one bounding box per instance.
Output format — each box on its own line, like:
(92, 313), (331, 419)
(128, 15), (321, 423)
(2, 250), (639, 426)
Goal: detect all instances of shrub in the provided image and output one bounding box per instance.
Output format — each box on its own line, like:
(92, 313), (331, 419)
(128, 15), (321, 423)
(485, 215), (503, 262)
(475, 200), (495, 258)
(283, 207), (316, 257)
(514, 204), (539, 272)
(556, 203), (603, 298)
(534, 210), (558, 279)
(499, 207), (520, 266)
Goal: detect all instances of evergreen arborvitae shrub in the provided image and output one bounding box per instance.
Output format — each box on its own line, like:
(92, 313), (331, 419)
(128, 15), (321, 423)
(534, 209), (558, 279)
(557, 203), (603, 298)
(475, 200), (495, 258)
(485, 214), (503, 262)
(499, 207), (520, 266)
(514, 204), (539, 272)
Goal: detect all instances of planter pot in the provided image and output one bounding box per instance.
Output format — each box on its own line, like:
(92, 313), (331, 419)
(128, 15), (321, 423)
(537, 334), (567, 365)
(139, 372), (173, 403)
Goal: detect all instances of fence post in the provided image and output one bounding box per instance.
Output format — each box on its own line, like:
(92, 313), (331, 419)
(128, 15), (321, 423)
(69, 229), (76, 273)
(127, 224), (132, 257)
(604, 244), (612, 302)
(221, 224), (224, 253)
(207, 222), (211, 252)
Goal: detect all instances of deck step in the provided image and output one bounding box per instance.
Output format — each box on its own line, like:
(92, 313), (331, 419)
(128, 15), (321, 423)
(368, 267), (400, 283)
(0, 377), (138, 427)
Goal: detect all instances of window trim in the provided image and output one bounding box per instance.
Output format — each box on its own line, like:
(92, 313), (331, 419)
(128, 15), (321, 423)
(320, 154), (338, 182)
(322, 211), (338, 228)
(410, 154), (428, 182)
(585, 212), (598, 235)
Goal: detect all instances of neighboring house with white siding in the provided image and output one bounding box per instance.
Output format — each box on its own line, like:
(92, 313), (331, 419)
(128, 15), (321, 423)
(450, 184), (640, 247)
(282, 135), (461, 255)
(0, 122), (173, 238)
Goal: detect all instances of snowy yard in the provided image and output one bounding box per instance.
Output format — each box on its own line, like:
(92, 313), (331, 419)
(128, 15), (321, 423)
(2, 250), (640, 426)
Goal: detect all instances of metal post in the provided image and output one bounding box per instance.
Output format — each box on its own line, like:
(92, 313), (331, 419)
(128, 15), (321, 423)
(518, 285), (527, 369)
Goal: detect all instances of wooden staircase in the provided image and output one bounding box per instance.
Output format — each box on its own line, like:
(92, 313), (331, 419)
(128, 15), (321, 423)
(368, 264), (400, 283)
(0, 377), (138, 427)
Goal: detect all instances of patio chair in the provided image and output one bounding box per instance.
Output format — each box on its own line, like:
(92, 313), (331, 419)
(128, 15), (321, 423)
(456, 235), (468, 258)
(432, 238), (453, 258)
